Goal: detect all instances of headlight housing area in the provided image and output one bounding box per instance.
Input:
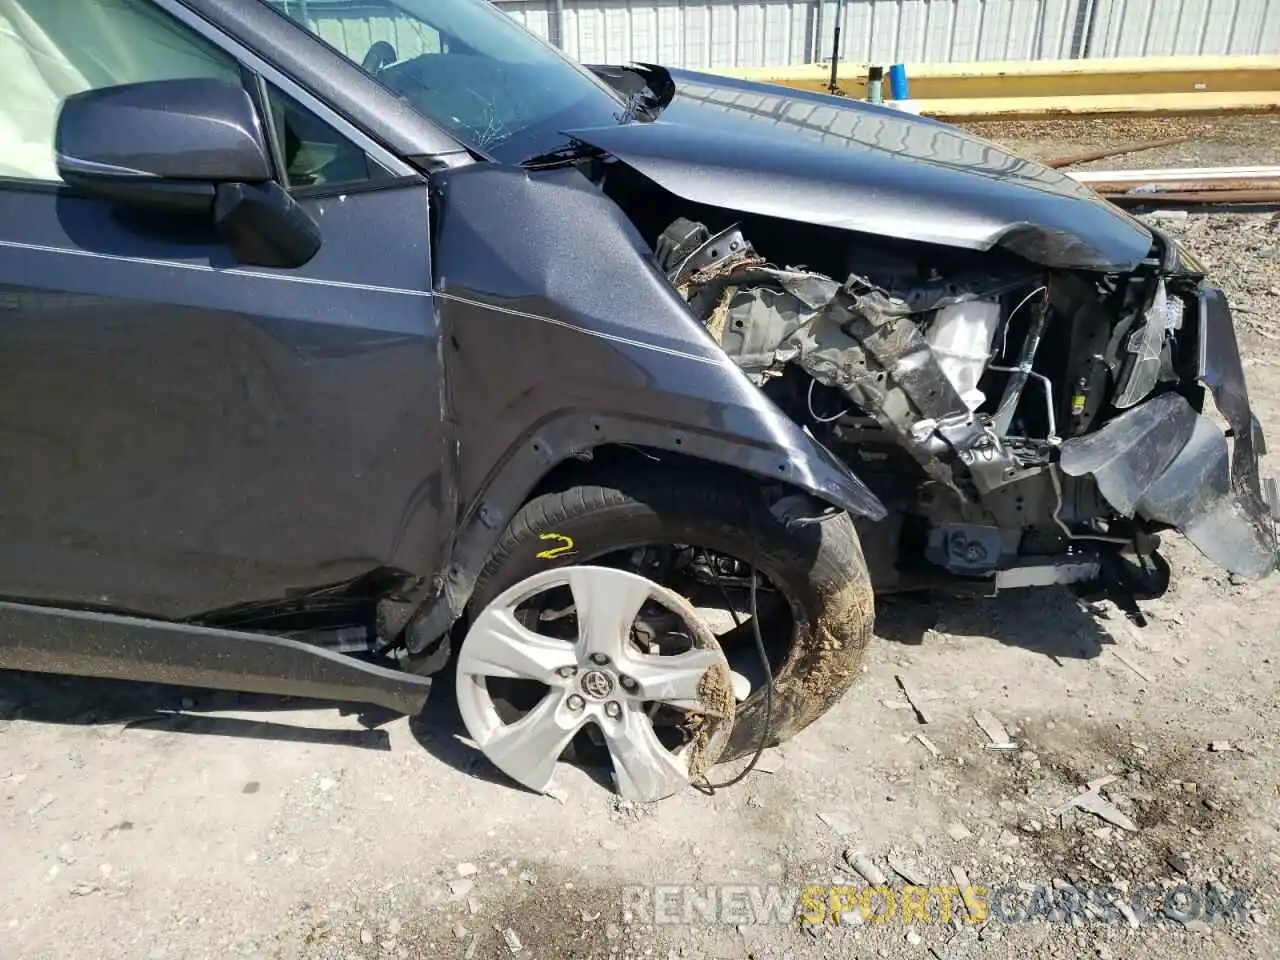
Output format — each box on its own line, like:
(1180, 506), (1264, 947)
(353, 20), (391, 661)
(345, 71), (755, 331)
(1171, 239), (1208, 277)
(1148, 224), (1208, 278)
(1114, 278), (1172, 409)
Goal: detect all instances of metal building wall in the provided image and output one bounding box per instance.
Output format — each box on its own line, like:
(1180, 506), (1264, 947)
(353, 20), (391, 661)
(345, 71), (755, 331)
(495, 0), (1280, 67)
(1086, 0), (1280, 56)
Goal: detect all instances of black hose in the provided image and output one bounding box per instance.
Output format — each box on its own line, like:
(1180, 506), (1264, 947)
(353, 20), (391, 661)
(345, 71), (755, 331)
(696, 508), (774, 792)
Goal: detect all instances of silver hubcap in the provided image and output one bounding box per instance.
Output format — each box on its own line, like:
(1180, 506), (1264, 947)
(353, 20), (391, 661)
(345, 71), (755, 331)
(455, 566), (736, 802)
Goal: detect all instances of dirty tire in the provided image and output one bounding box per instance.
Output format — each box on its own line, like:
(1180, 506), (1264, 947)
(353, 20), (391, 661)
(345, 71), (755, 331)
(468, 468), (875, 762)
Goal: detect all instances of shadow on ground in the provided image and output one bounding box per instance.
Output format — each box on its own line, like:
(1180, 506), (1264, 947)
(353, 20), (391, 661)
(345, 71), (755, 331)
(0, 671), (396, 750)
(876, 586), (1113, 663)
(0, 586), (1112, 782)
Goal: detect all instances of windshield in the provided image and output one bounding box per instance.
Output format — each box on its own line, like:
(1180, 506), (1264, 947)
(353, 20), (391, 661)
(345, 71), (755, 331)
(261, 0), (627, 163)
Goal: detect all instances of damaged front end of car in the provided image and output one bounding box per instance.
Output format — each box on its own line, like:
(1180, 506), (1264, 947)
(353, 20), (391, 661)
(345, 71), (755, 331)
(557, 66), (1278, 605)
(649, 216), (1278, 602)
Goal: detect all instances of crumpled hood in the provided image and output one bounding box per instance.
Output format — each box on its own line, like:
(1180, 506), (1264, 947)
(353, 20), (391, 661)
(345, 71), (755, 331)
(567, 68), (1153, 272)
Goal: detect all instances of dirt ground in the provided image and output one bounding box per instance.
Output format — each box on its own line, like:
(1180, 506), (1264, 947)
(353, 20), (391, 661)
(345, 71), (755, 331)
(4, 120), (1280, 960)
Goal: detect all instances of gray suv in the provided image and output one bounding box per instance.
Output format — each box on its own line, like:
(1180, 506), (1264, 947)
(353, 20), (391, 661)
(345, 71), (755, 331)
(0, 0), (1272, 799)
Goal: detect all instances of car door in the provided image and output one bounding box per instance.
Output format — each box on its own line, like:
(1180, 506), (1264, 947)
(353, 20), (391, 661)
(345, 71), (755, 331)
(0, 0), (445, 619)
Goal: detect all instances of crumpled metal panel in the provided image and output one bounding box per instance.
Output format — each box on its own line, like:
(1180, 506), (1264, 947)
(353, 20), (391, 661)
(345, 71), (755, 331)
(1058, 391), (1198, 517)
(1059, 284), (1277, 579)
(563, 69), (1154, 270)
(1060, 391), (1276, 579)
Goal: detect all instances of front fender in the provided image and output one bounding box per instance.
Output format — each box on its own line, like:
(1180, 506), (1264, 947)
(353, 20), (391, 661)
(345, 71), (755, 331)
(431, 161), (882, 522)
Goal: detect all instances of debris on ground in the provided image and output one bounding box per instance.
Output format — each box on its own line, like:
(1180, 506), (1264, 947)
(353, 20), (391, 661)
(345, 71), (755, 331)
(1209, 740), (1236, 752)
(973, 709), (1015, 748)
(501, 927), (523, 954)
(1051, 780), (1138, 832)
(543, 785), (568, 804)
(1116, 898), (1141, 930)
(950, 866), (975, 918)
(913, 733), (941, 758)
(896, 674), (935, 724)
(817, 810), (857, 837)
(887, 851), (931, 886)
(1145, 209), (1190, 223)
(843, 849), (888, 885)
(1112, 651), (1152, 682)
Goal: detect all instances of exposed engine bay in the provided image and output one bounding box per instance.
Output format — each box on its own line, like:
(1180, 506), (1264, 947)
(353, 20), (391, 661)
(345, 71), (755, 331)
(646, 213), (1278, 604)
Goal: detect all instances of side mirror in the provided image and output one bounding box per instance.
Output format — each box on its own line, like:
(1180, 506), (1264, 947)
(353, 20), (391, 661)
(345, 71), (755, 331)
(56, 78), (320, 268)
(56, 79), (271, 209)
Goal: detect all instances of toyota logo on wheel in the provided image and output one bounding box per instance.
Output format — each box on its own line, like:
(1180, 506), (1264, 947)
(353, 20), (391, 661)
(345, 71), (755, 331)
(581, 670), (615, 700)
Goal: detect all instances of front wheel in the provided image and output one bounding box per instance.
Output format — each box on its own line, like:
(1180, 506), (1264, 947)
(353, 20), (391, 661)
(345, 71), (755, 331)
(468, 467), (875, 762)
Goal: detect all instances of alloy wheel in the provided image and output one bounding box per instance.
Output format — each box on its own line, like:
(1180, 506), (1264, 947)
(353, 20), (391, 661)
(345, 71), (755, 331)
(455, 566), (736, 801)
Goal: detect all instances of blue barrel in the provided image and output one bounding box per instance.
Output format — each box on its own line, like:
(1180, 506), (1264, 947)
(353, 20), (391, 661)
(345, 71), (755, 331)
(888, 63), (910, 100)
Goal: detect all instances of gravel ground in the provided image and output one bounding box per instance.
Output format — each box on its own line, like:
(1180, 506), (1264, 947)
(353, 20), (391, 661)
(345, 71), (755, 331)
(4, 124), (1280, 960)
(962, 115), (1280, 170)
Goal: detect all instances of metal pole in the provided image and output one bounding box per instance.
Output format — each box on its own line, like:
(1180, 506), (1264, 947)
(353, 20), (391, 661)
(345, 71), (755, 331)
(828, 0), (844, 93)
(1069, 0), (1095, 58)
(552, 0), (565, 48)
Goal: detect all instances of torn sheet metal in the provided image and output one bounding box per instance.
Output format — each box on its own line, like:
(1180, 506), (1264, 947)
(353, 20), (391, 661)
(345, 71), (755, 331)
(1059, 390), (1276, 578)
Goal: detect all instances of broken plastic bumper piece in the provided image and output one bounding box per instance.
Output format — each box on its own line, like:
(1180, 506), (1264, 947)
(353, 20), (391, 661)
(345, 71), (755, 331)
(1059, 285), (1278, 580)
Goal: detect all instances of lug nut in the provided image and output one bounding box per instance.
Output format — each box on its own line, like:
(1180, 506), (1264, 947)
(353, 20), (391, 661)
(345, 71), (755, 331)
(619, 675), (637, 692)
(589, 652), (611, 666)
(566, 694), (585, 712)
(556, 665), (577, 679)
(604, 701), (622, 719)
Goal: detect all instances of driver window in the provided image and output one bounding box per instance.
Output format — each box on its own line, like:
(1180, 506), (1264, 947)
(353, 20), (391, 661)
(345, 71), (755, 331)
(264, 83), (380, 189)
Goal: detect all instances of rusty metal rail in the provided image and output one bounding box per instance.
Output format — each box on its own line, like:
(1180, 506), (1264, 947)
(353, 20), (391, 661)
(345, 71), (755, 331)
(1063, 165), (1280, 205)
(1043, 137), (1193, 169)
(1102, 189), (1280, 206)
